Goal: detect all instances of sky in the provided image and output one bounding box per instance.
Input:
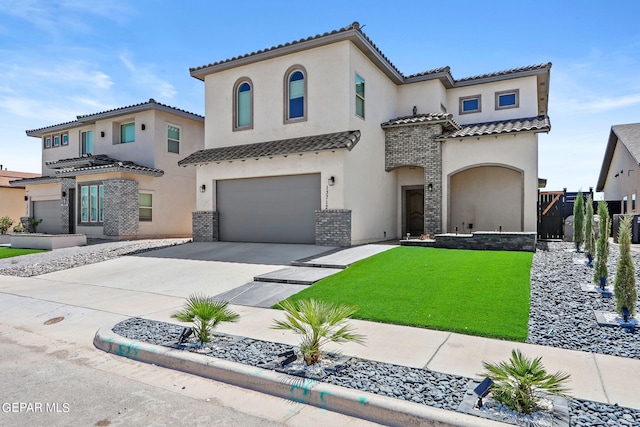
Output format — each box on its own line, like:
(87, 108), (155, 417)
(1, 0), (640, 194)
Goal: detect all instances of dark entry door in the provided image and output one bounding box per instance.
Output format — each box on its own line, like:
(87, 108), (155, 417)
(406, 189), (424, 236)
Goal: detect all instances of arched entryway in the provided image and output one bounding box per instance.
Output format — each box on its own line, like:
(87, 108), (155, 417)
(449, 165), (523, 232)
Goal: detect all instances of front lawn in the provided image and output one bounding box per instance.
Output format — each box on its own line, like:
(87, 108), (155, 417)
(0, 247), (48, 259)
(279, 246), (532, 341)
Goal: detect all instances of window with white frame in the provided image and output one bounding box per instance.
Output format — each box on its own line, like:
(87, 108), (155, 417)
(139, 193), (152, 221)
(355, 74), (365, 118)
(53, 135), (60, 147)
(233, 78), (253, 130)
(120, 122), (135, 143)
(633, 193), (637, 212)
(459, 95), (481, 114)
(79, 183), (104, 224)
(62, 133), (69, 146)
(44, 137), (52, 149)
(623, 195), (628, 214)
(495, 89), (519, 110)
(285, 67), (306, 122)
(81, 130), (93, 155)
(167, 125), (180, 154)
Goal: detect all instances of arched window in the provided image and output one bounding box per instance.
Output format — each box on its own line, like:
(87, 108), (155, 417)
(233, 78), (253, 130)
(284, 66), (307, 122)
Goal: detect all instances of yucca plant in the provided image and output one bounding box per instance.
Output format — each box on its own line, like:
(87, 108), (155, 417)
(172, 294), (239, 344)
(272, 298), (365, 365)
(614, 215), (637, 317)
(481, 349), (571, 414)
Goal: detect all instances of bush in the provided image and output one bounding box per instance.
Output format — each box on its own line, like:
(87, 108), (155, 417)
(272, 298), (365, 365)
(614, 215), (637, 317)
(584, 195), (595, 261)
(573, 190), (584, 250)
(171, 294), (239, 344)
(594, 201), (610, 286)
(13, 224), (25, 233)
(481, 349), (571, 414)
(0, 216), (14, 234)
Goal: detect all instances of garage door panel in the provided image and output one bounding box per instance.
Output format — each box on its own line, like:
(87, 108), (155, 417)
(217, 174), (320, 244)
(33, 200), (62, 234)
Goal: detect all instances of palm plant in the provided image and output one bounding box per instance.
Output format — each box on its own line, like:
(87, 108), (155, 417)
(272, 298), (365, 365)
(614, 215), (637, 317)
(481, 349), (571, 414)
(172, 294), (239, 344)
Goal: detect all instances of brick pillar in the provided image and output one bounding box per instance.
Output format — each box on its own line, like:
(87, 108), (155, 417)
(315, 209), (351, 247)
(103, 179), (139, 236)
(192, 211), (218, 242)
(60, 178), (76, 234)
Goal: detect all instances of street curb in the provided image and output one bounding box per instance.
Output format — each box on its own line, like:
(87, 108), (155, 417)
(94, 326), (506, 427)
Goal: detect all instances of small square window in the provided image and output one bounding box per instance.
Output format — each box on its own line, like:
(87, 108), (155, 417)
(460, 95), (481, 114)
(53, 135), (60, 147)
(44, 137), (52, 149)
(495, 89), (519, 110)
(120, 122), (135, 143)
(61, 133), (69, 146)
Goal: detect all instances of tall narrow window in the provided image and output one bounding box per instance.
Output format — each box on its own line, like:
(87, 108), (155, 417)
(234, 78), (253, 130)
(633, 193), (637, 212)
(80, 186), (89, 222)
(79, 183), (104, 224)
(44, 137), (52, 149)
(120, 122), (135, 143)
(53, 135), (60, 147)
(168, 125), (180, 154)
(623, 195), (628, 214)
(81, 130), (93, 155)
(355, 74), (365, 118)
(285, 67), (306, 122)
(139, 193), (152, 221)
(61, 133), (69, 146)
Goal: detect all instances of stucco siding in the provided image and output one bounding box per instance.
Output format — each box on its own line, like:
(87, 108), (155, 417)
(602, 138), (640, 213)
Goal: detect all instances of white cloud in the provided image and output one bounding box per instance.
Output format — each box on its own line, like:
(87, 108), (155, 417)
(119, 54), (177, 100)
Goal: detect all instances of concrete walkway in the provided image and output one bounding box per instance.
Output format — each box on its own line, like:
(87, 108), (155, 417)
(1, 241), (639, 424)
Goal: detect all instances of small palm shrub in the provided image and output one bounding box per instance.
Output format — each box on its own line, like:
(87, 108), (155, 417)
(0, 216), (14, 234)
(481, 349), (570, 414)
(172, 294), (239, 344)
(272, 298), (365, 365)
(594, 201), (610, 287)
(573, 190), (584, 251)
(584, 195), (595, 264)
(614, 215), (637, 317)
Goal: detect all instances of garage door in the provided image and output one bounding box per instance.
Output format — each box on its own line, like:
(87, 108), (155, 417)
(217, 174), (320, 243)
(33, 200), (62, 234)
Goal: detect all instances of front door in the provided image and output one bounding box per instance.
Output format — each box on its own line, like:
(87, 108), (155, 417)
(68, 188), (76, 234)
(405, 188), (424, 236)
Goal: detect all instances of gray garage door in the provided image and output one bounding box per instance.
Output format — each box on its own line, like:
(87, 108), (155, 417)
(33, 200), (62, 234)
(217, 174), (320, 244)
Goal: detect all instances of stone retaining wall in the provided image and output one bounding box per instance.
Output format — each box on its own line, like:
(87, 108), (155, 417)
(432, 231), (537, 252)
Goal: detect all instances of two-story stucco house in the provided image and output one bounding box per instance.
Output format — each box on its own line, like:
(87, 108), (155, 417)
(179, 22), (551, 246)
(12, 99), (204, 239)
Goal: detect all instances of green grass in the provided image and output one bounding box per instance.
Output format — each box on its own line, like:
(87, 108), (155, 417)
(279, 246), (532, 342)
(0, 247), (48, 259)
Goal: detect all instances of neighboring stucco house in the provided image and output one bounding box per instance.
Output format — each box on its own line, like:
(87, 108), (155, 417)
(12, 99), (204, 239)
(179, 22), (551, 246)
(596, 123), (640, 216)
(0, 169), (40, 228)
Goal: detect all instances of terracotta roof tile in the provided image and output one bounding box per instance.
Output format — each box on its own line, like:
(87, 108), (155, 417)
(45, 154), (163, 177)
(179, 130), (360, 166)
(440, 115), (551, 139)
(454, 63), (552, 83)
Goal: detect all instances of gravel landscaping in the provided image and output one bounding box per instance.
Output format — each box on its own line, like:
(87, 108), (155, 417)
(3, 238), (640, 425)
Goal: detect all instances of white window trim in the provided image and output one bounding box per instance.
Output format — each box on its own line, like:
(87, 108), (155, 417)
(167, 123), (181, 154)
(355, 73), (365, 119)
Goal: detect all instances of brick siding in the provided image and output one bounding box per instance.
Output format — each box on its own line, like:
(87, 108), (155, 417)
(192, 211), (219, 242)
(315, 209), (351, 247)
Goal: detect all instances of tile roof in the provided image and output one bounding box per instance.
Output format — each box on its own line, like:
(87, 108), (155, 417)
(9, 176), (61, 187)
(189, 21), (551, 90)
(179, 130), (360, 166)
(439, 115), (551, 139)
(381, 113), (460, 130)
(0, 170), (40, 187)
(26, 99), (203, 136)
(45, 154), (163, 178)
(596, 123), (640, 191)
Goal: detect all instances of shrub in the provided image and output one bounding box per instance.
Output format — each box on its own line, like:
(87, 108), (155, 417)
(614, 215), (637, 317)
(594, 201), (610, 286)
(0, 216), (14, 234)
(573, 190), (584, 250)
(171, 294), (239, 344)
(481, 349), (571, 414)
(27, 218), (43, 233)
(13, 224), (25, 233)
(272, 298), (365, 365)
(584, 195), (595, 262)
